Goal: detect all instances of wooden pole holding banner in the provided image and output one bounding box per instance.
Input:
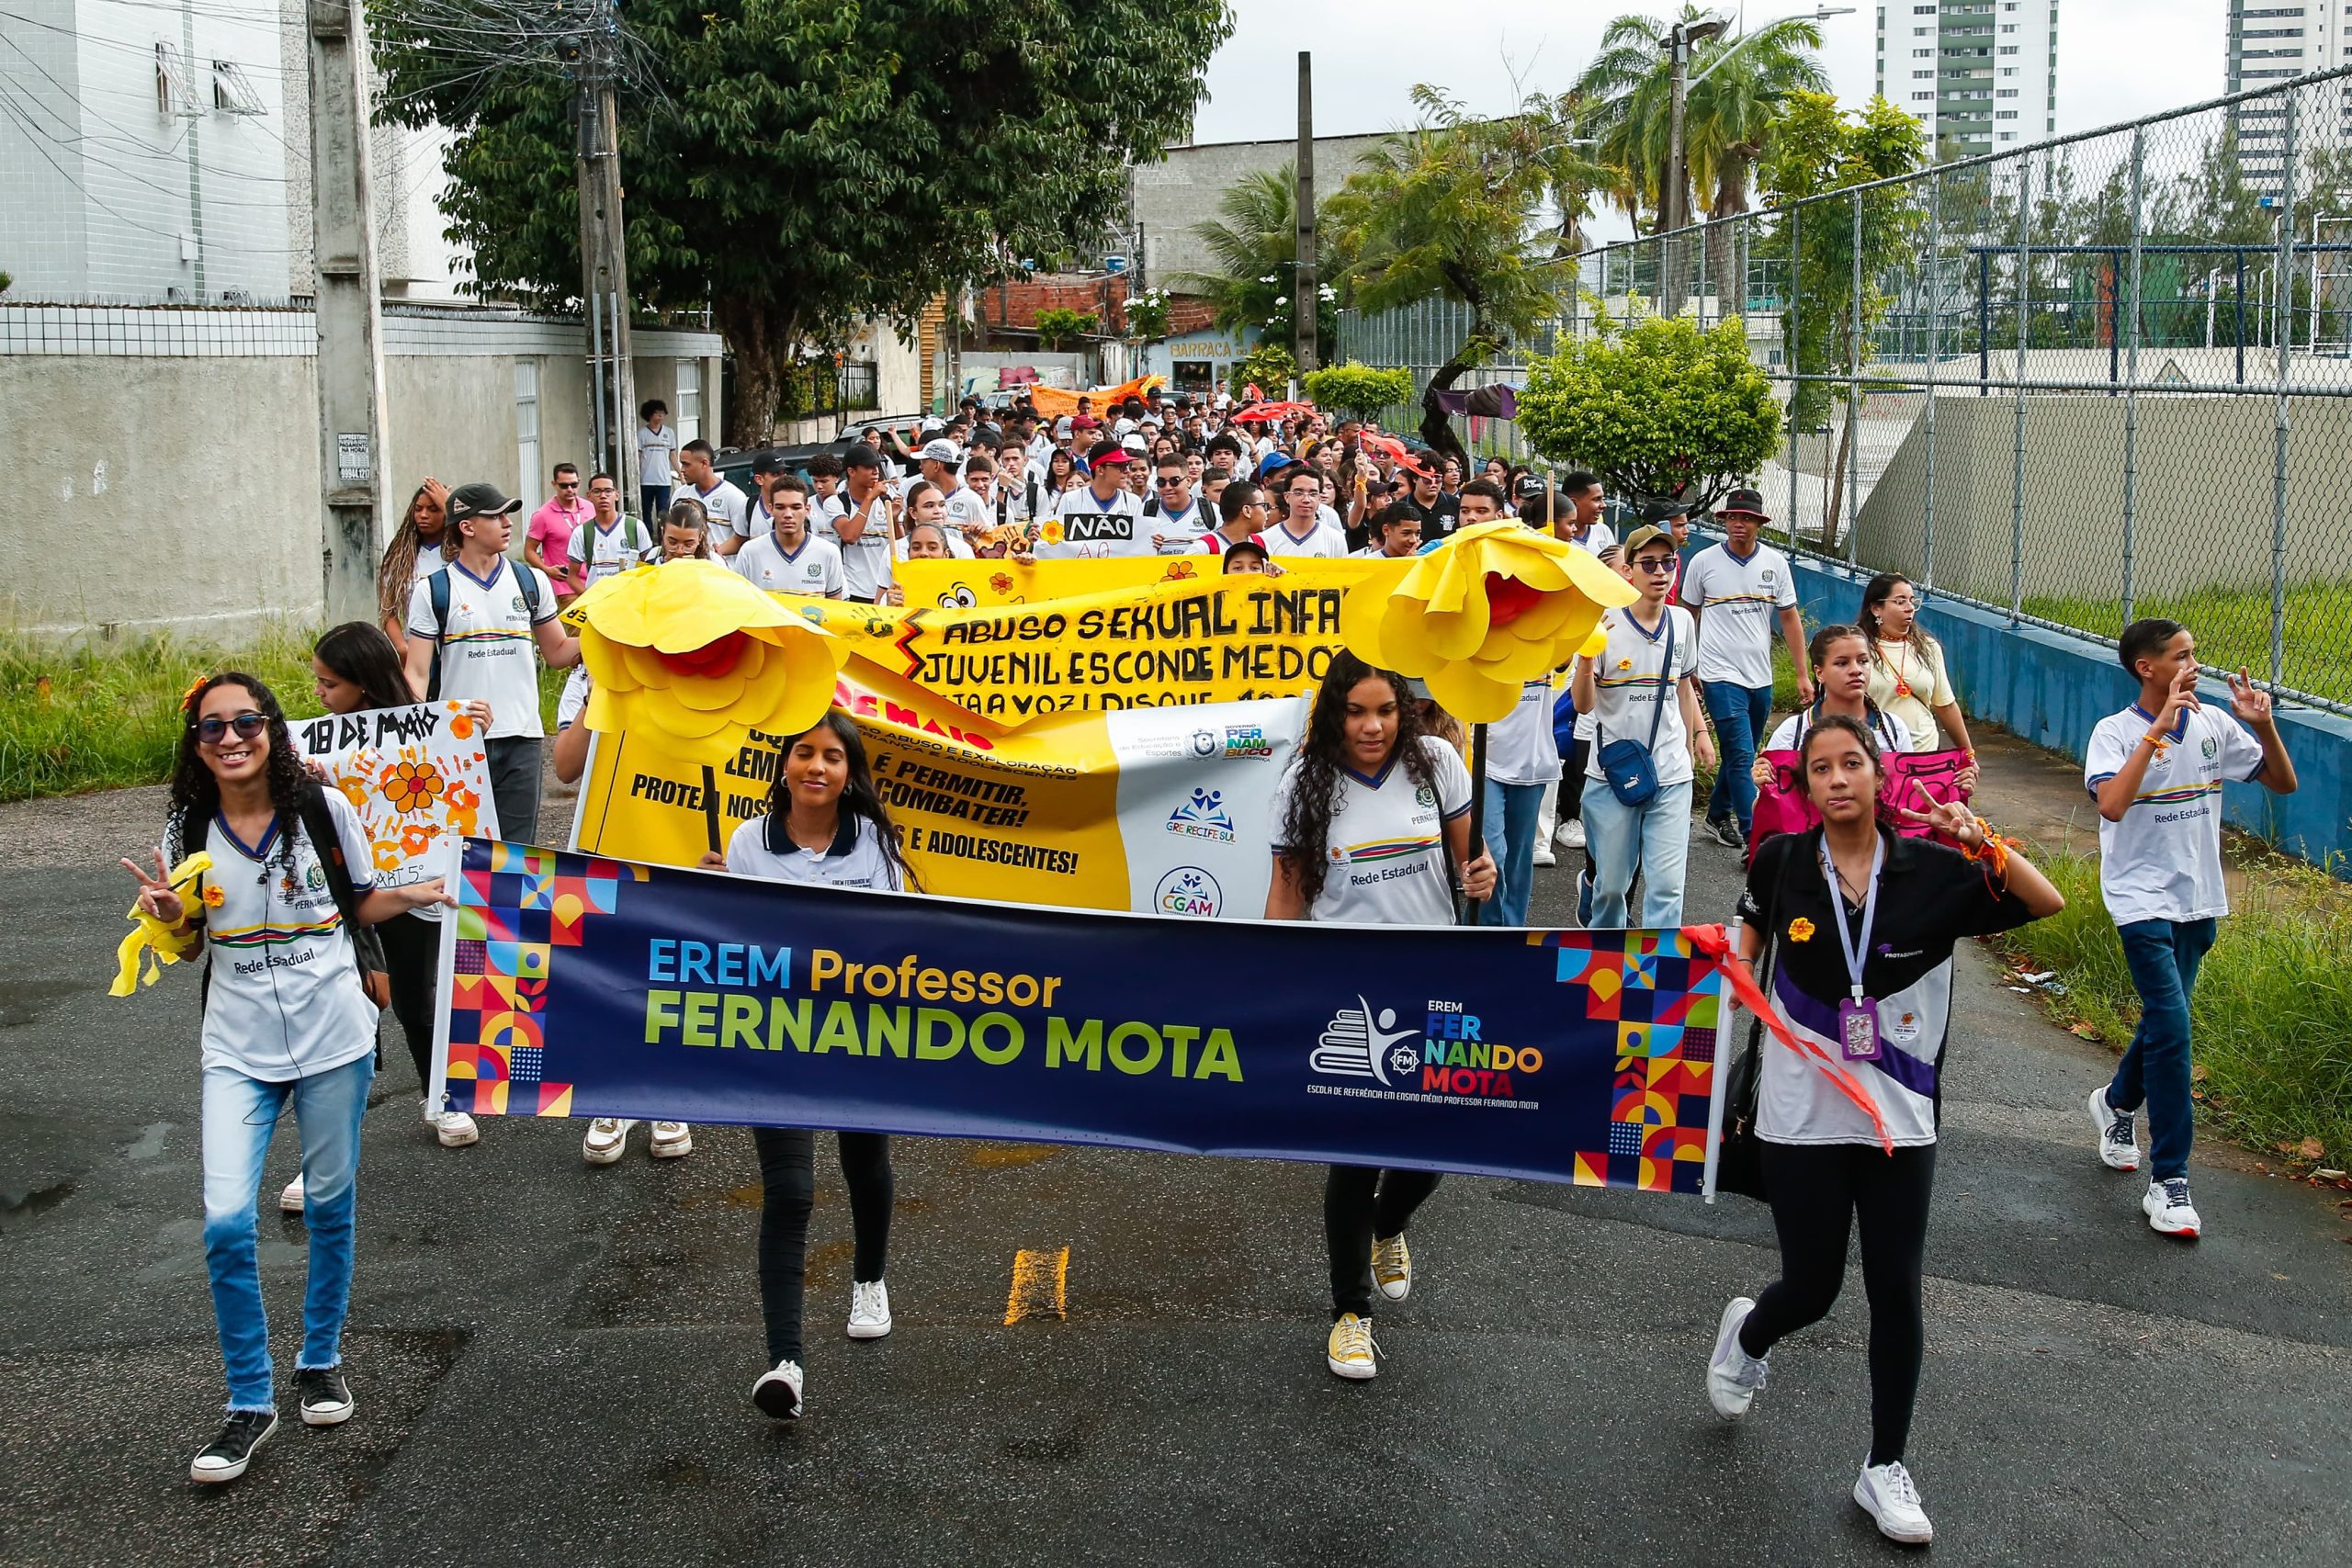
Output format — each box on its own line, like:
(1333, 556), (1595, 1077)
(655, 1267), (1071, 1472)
(1459, 722), (1488, 924)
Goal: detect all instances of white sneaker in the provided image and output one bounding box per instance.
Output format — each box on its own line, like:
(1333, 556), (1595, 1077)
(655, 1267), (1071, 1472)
(752, 1358), (804, 1420)
(848, 1279), (893, 1339)
(582, 1118), (636, 1166)
(1325, 1313), (1379, 1380)
(1706, 1296), (1770, 1417)
(1370, 1232), (1413, 1302)
(1556, 818), (1587, 851)
(2087, 1084), (2139, 1171)
(1532, 842), (1558, 867)
(435, 1111), (480, 1148)
(648, 1121), (694, 1159)
(277, 1175), (305, 1214)
(2143, 1176), (2201, 1238)
(1854, 1459), (1934, 1544)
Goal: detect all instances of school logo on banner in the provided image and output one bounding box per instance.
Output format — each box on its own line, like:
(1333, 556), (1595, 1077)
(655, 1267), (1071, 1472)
(1152, 865), (1224, 918)
(1165, 789), (1237, 844)
(1310, 998), (1422, 1086)
(1189, 728), (1219, 758)
(1223, 724), (1273, 760)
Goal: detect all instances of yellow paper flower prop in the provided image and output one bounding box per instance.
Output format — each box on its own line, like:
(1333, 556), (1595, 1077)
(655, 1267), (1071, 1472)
(109, 851), (213, 997)
(571, 559), (847, 746)
(1339, 520), (1640, 722)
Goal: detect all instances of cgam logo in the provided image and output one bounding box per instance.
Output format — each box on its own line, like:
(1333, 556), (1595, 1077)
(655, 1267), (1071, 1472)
(1153, 865), (1223, 917)
(1165, 787), (1236, 844)
(1309, 998), (1543, 1099)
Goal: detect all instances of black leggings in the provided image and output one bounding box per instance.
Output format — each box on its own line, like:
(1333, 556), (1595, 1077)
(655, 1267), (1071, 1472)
(1325, 1165), (1442, 1319)
(752, 1127), (896, 1365)
(1739, 1141), (1936, 1467)
(1555, 738), (1591, 820)
(375, 911), (442, 1090)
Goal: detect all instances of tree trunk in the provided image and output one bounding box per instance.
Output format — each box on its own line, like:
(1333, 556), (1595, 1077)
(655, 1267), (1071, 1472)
(714, 295), (801, 449)
(1418, 355), (1474, 470)
(1709, 162), (1749, 321)
(1823, 390), (1855, 553)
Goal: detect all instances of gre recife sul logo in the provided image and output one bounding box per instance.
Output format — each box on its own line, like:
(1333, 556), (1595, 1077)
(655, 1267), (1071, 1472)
(1164, 787), (1237, 845)
(1308, 996), (1542, 1100)
(1153, 865), (1223, 918)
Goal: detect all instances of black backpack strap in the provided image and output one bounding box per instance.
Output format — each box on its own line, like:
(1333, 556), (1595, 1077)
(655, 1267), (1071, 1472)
(296, 784), (367, 931)
(426, 565), (453, 702)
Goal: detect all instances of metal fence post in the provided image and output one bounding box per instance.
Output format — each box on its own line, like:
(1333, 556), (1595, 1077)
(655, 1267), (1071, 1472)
(2010, 150), (2031, 626)
(1697, 220), (1710, 331)
(1787, 203), (1803, 546)
(2272, 93), (2299, 691)
(1847, 190), (1864, 564)
(2121, 128), (2144, 625)
(1923, 170), (1940, 592)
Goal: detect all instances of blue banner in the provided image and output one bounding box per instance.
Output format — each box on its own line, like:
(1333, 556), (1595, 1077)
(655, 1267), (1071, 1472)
(434, 840), (1727, 1192)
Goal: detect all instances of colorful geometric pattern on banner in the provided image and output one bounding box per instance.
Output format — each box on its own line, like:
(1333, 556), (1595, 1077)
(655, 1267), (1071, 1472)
(434, 838), (1726, 1193)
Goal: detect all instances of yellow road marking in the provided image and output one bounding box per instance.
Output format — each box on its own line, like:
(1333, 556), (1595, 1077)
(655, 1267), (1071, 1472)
(1003, 1247), (1069, 1325)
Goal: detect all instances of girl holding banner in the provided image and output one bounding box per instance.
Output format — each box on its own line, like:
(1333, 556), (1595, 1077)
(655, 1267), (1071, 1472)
(1708, 715), (2063, 1546)
(1266, 653), (1497, 1382)
(699, 713), (920, 1421)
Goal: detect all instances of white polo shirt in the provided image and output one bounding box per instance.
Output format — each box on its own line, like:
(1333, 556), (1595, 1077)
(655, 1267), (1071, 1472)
(725, 812), (904, 892)
(2085, 704), (2267, 925)
(812, 491), (897, 599)
(1582, 604), (1700, 787)
(734, 531), (845, 598)
(1038, 485), (1151, 558)
(1271, 736), (1473, 926)
(687, 477), (752, 546)
(1487, 678), (1564, 786)
(1261, 517), (1350, 558)
(406, 558), (560, 739)
(1681, 540), (1796, 689)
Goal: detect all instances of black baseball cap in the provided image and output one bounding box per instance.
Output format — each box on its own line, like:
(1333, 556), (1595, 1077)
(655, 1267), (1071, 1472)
(842, 445), (884, 471)
(1511, 471), (1563, 523)
(1718, 487), (1771, 521)
(750, 452), (787, 476)
(445, 482), (522, 524)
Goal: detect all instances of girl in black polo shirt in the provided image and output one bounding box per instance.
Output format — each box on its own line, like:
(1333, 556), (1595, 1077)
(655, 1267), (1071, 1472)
(1707, 715), (2063, 1546)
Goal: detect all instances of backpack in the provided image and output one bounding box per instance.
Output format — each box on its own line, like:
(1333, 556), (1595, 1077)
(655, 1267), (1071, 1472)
(425, 560), (545, 702)
(175, 784), (391, 1011)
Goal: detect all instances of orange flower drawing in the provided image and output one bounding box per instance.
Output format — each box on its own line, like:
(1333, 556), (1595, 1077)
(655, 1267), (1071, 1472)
(1161, 560), (1198, 581)
(201, 883), (225, 908)
(1038, 519), (1066, 546)
(400, 823), (437, 856)
(382, 760), (447, 814)
(989, 573), (1014, 595)
(1787, 917), (1816, 943)
(448, 714), (475, 740)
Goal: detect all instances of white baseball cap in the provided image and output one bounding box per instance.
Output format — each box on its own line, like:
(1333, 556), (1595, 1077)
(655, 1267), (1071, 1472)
(918, 438), (961, 464)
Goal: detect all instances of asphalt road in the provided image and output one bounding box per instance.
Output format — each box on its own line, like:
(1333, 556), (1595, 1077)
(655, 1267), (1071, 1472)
(2, 786), (2347, 1567)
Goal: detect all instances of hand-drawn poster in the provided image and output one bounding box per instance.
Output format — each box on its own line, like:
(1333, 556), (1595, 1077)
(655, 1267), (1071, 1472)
(291, 701), (498, 886)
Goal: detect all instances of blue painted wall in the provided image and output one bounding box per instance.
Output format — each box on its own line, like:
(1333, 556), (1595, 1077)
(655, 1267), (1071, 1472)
(1776, 553), (2350, 876)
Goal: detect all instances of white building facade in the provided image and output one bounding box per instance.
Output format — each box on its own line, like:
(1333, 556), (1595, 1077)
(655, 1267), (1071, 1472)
(1877, 1), (2058, 158)
(2227, 2), (2345, 191)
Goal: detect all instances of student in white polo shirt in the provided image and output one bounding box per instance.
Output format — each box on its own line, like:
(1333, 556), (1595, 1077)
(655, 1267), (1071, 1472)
(677, 439), (751, 555)
(565, 472), (650, 590)
(1681, 488), (1814, 852)
(2081, 618), (2297, 1238)
(401, 482), (579, 843)
(818, 446), (899, 601)
(733, 475), (844, 597)
(1036, 443), (1151, 558)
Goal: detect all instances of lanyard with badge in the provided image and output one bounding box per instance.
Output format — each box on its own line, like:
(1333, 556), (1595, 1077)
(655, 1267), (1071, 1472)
(1818, 835), (1885, 1062)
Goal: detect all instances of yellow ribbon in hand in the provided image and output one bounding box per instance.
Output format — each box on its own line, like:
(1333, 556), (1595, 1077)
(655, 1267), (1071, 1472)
(109, 852), (213, 998)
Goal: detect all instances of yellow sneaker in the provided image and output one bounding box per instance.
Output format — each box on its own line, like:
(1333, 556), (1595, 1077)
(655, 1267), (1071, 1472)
(1371, 1232), (1413, 1301)
(1326, 1313), (1379, 1380)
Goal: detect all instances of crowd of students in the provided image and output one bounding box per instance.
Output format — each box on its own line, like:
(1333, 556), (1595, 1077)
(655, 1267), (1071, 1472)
(129, 388), (2298, 1545)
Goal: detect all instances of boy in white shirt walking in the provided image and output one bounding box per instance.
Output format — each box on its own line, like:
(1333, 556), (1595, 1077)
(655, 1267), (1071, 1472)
(2083, 618), (2296, 1238)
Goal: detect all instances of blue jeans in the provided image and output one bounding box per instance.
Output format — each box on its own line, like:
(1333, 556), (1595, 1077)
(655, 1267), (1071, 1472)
(201, 1055), (373, 1411)
(2107, 918), (2217, 1182)
(1582, 778), (1694, 929)
(640, 484), (673, 523)
(1702, 680), (1774, 833)
(1478, 779), (1547, 928)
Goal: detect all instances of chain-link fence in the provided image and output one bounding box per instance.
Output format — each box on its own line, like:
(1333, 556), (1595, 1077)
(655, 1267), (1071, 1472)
(1335, 67), (2352, 717)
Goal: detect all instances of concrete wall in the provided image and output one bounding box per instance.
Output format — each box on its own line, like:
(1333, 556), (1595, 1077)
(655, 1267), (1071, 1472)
(1852, 393), (2352, 605)
(1131, 133), (1391, 286)
(1782, 552), (2352, 878)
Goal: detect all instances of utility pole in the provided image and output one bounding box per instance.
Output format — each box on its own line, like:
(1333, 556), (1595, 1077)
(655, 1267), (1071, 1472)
(572, 3), (638, 505)
(306, 0), (388, 623)
(1295, 51), (1317, 378)
(1660, 17), (1723, 321)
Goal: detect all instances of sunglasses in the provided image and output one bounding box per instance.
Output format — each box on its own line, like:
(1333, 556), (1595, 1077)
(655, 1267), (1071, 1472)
(1633, 557), (1677, 573)
(555, 479), (580, 488)
(194, 712), (268, 744)
(1155, 476), (1187, 486)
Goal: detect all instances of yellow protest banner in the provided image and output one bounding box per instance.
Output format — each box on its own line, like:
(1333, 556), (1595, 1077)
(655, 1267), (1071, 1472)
(896, 555), (1382, 609)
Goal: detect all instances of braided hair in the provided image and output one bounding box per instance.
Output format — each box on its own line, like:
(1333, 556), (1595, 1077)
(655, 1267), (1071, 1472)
(1277, 651), (1439, 910)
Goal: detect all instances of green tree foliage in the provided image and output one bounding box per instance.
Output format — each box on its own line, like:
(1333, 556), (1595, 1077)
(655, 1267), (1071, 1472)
(1229, 342), (1297, 399)
(1758, 90), (1927, 547)
(1302, 363), (1414, 419)
(1033, 307), (1100, 351)
(1327, 86), (1566, 466)
(1518, 313), (1780, 509)
(371, 1), (1233, 445)
(1167, 164), (1340, 355)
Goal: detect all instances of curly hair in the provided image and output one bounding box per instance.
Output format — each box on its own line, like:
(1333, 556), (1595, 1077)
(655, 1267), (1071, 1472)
(762, 712), (921, 893)
(1278, 651), (1438, 911)
(166, 672), (312, 866)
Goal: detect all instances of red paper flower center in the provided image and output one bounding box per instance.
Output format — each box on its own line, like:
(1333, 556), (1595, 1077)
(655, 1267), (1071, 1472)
(1483, 572), (1544, 627)
(657, 631), (747, 678)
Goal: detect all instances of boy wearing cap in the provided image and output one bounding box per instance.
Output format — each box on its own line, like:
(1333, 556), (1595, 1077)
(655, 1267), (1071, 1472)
(403, 483), (580, 842)
(1681, 488), (1813, 851)
(1037, 442), (1151, 558)
(819, 446), (899, 601)
(919, 437), (992, 547)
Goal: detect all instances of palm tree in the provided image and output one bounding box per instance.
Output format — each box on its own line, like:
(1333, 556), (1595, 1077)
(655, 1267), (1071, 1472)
(1168, 164), (1340, 343)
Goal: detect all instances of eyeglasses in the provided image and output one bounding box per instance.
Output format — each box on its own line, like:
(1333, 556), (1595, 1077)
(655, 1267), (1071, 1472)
(1633, 558), (1677, 574)
(1156, 476), (1187, 487)
(194, 712), (268, 744)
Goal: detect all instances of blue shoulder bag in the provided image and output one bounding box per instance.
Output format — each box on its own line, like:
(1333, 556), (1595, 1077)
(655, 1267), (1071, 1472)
(1595, 613), (1675, 807)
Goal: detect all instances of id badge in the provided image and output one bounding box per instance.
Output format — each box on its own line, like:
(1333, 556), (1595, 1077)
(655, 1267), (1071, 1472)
(1838, 998), (1882, 1063)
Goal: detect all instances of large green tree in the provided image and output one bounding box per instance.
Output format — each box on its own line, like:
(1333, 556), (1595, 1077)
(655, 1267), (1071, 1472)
(372, 2), (1232, 445)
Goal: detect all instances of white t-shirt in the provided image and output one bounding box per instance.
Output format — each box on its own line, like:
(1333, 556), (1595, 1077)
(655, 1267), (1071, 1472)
(1765, 706), (1912, 757)
(687, 478), (752, 546)
(1681, 541), (1796, 689)
(556, 666), (592, 730)
(2085, 704), (2267, 925)
(1567, 521), (1619, 557)
(940, 483), (992, 540)
(734, 531), (845, 598)
(407, 558), (559, 739)
(1486, 678), (1564, 786)
(725, 812), (904, 892)
(1582, 604), (1700, 787)
(637, 424), (678, 487)
(1039, 485), (1152, 558)
(1261, 518), (1350, 558)
(1271, 735), (1474, 926)
(812, 491), (897, 599)
(188, 792), (379, 1082)
(1866, 636), (1958, 750)
(567, 514), (650, 589)
(1145, 496), (1209, 554)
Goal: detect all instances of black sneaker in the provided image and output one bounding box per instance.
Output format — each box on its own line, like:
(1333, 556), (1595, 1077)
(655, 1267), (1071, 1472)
(190, 1408), (277, 1483)
(297, 1366), (355, 1427)
(1706, 816), (1747, 852)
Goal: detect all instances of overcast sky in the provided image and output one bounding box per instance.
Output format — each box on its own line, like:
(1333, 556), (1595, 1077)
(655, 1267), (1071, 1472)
(1193, 2), (2233, 185)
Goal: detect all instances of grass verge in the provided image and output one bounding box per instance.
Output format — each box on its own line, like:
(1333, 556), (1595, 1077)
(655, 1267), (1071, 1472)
(1, 628), (566, 802)
(2020, 579), (2352, 710)
(1992, 837), (2352, 1169)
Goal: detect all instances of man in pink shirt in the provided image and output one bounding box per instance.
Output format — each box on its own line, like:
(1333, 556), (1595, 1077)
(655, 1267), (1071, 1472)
(525, 463), (592, 603)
